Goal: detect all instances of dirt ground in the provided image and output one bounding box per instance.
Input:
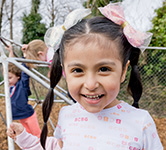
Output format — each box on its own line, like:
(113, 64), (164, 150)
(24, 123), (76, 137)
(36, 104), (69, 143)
(0, 98), (165, 150)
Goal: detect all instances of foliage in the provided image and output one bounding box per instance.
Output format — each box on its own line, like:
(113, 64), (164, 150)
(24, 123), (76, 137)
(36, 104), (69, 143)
(150, 1), (166, 47)
(84, 0), (123, 16)
(141, 1), (166, 85)
(21, 0), (47, 44)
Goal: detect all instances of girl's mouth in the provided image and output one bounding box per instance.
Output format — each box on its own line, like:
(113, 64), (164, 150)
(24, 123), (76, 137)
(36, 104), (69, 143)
(81, 94), (104, 104)
(82, 94), (104, 100)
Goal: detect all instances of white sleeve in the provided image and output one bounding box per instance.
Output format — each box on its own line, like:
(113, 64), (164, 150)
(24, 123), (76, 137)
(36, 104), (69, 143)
(15, 129), (60, 150)
(143, 112), (163, 150)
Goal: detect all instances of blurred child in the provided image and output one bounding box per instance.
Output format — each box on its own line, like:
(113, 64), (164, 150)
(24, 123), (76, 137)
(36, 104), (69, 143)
(7, 4), (163, 150)
(8, 63), (41, 138)
(5, 46), (41, 138)
(21, 39), (54, 69)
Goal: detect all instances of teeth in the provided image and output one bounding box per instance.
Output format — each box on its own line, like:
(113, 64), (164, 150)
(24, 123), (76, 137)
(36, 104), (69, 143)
(86, 95), (101, 99)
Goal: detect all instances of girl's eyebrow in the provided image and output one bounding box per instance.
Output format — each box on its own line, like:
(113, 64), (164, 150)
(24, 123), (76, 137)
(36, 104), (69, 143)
(67, 61), (116, 68)
(68, 62), (84, 68)
(96, 61), (116, 67)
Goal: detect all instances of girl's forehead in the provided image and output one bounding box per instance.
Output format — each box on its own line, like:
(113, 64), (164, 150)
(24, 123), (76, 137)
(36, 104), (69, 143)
(8, 72), (15, 77)
(64, 34), (121, 59)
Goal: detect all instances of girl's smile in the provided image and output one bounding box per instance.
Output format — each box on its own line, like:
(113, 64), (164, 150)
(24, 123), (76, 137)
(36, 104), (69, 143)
(64, 35), (129, 113)
(81, 94), (104, 104)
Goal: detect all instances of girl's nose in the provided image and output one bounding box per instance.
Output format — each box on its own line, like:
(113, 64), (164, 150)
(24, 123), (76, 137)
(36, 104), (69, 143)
(84, 74), (99, 91)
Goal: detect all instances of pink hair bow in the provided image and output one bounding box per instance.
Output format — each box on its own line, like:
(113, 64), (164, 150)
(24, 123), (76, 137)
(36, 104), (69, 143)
(98, 3), (152, 52)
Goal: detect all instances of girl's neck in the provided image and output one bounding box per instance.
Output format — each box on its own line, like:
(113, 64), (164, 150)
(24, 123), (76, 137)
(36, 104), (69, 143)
(104, 99), (121, 109)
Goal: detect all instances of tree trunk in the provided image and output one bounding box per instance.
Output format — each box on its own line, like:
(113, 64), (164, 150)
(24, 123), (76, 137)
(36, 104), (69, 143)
(0, 0), (6, 35)
(10, 0), (14, 39)
(51, 0), (55, 26)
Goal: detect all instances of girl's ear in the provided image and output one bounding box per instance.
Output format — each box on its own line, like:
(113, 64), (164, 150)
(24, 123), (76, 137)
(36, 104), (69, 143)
(121, 60), (130, 83)
(37, 51), (44, 56)
(17, 76), (21, 80)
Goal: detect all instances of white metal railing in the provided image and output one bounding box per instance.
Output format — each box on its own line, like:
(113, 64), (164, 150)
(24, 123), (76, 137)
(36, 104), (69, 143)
(0, 43), (15, 150)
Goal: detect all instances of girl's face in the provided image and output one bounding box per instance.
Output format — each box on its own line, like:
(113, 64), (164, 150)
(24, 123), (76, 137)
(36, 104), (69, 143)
(8, 72), (20, 86)
(64, 36), (129, 113)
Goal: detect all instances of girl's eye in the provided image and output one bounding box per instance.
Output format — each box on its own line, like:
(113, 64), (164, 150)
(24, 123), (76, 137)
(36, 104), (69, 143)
(99, 67), (110, 72)
(72, 68), (83, 73)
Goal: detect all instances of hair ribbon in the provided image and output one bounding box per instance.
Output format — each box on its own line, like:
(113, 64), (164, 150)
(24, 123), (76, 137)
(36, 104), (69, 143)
(44, 8), (91, 52)
(98, 2), (153, 52)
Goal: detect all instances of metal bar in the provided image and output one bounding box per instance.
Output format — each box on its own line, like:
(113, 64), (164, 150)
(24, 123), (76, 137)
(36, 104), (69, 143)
(0, 43), (15, 150)
(0, 111), (7, 126)
(0, 94), (5, 97)
(143, 46), (166, 50)
(0, 94), (65, 103)
(29, 98), (65, 103)
(33, 103), (38, 109)
(0, 80), (4, 86)
(0, 36), (23, 47)
(11, 57), (50, 65)
(0, 37), (9, 47)
(48, 118), (56, 131)
(30, 79), (41, 104)
(0, 37), (20, 57)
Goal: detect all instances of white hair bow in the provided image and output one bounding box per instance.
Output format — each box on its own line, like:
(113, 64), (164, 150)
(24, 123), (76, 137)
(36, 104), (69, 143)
(44, 8), (91, 51)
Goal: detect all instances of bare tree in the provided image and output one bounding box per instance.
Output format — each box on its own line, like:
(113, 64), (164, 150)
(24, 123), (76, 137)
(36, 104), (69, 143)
(41, 0), (85, 27)
(43, 0), (57, 27)
(3, 0), (14, 39)
(10, 0), (14, 39)
(50, 0), (55, 26)
(0, 0), (6, 35)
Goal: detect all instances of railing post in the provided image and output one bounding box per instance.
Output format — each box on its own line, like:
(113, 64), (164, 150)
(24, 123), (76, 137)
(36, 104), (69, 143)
(0, 43), (15, 150)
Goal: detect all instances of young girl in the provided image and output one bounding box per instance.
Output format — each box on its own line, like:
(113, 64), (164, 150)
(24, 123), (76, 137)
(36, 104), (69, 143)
(7, 63), (41, 138)
(21, 39), (54, 68)
(7, 3), (163, 150)
(5, 45), (41, 138)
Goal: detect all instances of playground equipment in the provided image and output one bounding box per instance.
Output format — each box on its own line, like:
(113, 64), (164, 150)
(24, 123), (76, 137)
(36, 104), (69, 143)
(0, 37), (73, 150)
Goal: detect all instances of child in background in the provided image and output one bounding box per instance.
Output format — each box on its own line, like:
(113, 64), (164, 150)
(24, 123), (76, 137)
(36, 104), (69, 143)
(7, 3), (163, 150)
(5, 40), (53, 68)
(5, 47), (41, 138)
(21, 39), (54, 68)
(20, 39), (54, 79)
(7, 63), (41, 138)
